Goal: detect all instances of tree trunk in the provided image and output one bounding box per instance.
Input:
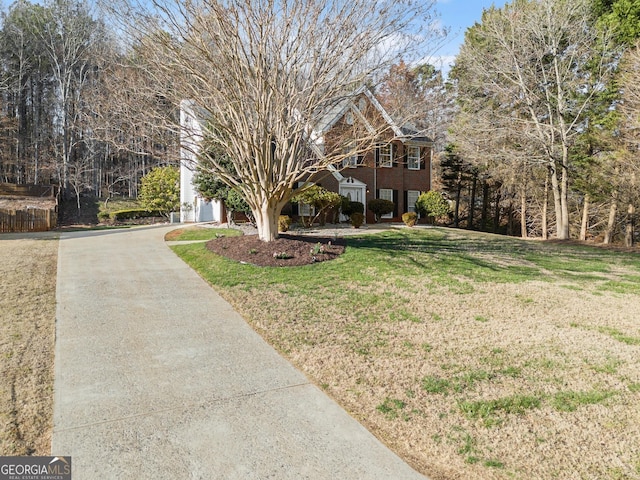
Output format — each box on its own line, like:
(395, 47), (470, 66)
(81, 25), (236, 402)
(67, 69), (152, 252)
(579, 194), (589, 241)
(254, 199), (285, 242)
(453, 182), (461, 228)
(603, 191), (618, 245)
(481, 180), (489, 232)
(549, 160), (568, 239)
(625, 203), (635, 247)
(493, 188), (501, 233)
(559, 146), (571, 240)
(542, 169), (549, 240)
(520, 185), (527, 239)
(468, 174), (477, 229)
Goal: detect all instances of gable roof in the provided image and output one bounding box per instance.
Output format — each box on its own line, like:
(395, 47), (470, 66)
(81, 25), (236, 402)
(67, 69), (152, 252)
(311, 86), (431, 146)
(180, 86), (431, 184)
(312, 86), (400, 137)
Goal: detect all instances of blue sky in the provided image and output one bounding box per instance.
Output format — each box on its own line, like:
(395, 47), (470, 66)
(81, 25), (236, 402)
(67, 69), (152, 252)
(431, 0), (508, 73)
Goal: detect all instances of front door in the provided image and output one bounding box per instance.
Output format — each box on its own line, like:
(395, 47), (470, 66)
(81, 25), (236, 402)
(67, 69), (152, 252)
(339, 183), (366, 223)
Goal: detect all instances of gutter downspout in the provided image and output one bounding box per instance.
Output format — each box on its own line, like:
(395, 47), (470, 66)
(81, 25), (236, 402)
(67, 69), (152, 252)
(429, 144), (433, 191)
(372, 151), (377, 226)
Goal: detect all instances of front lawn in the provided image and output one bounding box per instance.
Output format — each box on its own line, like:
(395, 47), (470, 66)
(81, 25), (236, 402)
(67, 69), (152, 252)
(0, 234), (57, 455)
(171, 227), (640, 480)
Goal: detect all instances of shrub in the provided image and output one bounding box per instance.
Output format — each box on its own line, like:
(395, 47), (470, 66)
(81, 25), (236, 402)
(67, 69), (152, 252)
(278, 215), (292, 232)
(416, 191), (450, 224)
(109, 208), (161, 221)
(293, 185), (342, 226)
(402, 211), (418, 227)
(139, 166), (180, 217)
(341, 198), (364, 218)
(368, 198), (395, 222)
(350, 212), (364, 228)
(226, 189), (255, 226)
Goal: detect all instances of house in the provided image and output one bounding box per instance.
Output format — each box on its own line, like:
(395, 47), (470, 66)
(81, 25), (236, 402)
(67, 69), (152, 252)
(179, 89), (432, 224)
(298, 87), (432, 224)
(179, 100), (224, 223)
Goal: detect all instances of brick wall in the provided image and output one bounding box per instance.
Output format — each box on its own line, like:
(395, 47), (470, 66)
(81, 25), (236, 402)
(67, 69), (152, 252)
(340, 140), (431, 223)
(290, 140), (431, 224)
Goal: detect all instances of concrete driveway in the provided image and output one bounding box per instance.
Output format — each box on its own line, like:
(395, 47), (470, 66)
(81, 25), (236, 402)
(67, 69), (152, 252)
(52, 225), (426, 479)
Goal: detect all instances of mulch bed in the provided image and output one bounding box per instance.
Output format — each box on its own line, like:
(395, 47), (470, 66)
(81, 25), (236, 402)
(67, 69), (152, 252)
(206, 233), (346, 267)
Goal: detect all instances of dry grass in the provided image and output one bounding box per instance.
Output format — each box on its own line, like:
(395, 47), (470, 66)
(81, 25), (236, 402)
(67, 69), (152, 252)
(0, 233), (57, 455)
(173, 227), (640, 480)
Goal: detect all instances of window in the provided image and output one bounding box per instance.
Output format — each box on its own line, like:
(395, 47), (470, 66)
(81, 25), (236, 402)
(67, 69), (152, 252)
(379, 188), (393, 219)
(297, 181), (315, 217)
(342, 142), (358, 168)
(299, 202), (315, 217)
(408, 146), (420, 170)
(378, 144), (393, 168)
(407, 190), (420, 214)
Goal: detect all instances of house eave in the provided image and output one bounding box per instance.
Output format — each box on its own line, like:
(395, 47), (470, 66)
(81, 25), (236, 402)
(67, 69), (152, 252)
(398, 136), (432, 146)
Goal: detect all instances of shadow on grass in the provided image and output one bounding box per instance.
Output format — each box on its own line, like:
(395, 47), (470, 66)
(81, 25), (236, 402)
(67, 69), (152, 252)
(344, 228), (640, 285)
(172, 226), (640, 293)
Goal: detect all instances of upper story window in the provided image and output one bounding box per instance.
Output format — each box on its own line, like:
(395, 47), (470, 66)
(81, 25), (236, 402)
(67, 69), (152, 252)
(342, 142), (358, 168)
(378, 143), (393, 168)
(408, 146), (420, 170)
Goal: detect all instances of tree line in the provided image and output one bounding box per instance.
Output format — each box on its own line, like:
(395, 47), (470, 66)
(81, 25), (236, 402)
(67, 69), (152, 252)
(1, 0), (638, 245)
(443, 0), (640, 245)
(0, 0), (177, 200)
(0, 0), (444, 241)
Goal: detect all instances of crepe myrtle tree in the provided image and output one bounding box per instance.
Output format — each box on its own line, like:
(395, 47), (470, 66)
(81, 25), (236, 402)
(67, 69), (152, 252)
(117, 0), (444, 241)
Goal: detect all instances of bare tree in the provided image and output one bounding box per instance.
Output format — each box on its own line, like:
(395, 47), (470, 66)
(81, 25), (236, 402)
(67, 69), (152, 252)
(37, 0), (105, 194)
(0, 0), (57, 185)
(377, 60), (454, 154)
(83, 43), (179, 198)
(114, 0), (443, 241)
(615, 41), (640, 246)
(452, 0), (617, 239)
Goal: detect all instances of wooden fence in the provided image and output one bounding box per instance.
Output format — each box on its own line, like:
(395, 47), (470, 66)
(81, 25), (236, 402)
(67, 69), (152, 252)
(0, 183), (59, 232)
(0, 207), (58, 233)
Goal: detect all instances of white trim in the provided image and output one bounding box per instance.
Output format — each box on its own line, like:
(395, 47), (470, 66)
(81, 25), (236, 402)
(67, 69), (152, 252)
(407, 190), (420, 214)
(350, 104), (376, 134)
(339, 177), (367, 223)
(379, 144), (393, 168)
(408, 146), (420, 170)
(379, 188), (393, 219)
(342, 141), (359, 168)
(362, 89), (404, 138)
(299, 202), (315, 217)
